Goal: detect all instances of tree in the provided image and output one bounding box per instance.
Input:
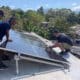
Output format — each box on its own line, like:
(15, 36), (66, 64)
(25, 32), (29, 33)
(45, 8), (72, 21)
(54, 17), (70, 32)
(24, 10), (45, 27)
(77, 12), (80, 24)
(1, 6), (80, 39)
(37, 6), (44, 15)
(67, 12), (78, 25)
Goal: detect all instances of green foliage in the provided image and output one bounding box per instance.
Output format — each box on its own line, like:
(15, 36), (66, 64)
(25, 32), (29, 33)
(0, 6), (80, 39)
(54, 17), (70, 32)
(67, 12), (78, 25)
(45, 8), (77, 33)
(24, 10), (45, 26)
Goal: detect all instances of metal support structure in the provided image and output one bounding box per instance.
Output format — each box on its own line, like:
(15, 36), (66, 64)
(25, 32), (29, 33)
(14, 54), (20, 75)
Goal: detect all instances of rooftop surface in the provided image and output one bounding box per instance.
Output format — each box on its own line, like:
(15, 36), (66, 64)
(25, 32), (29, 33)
(0, 30), (80, 80)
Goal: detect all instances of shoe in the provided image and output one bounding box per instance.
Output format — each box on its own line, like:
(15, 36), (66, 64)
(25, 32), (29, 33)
(0, 62), (8, 70)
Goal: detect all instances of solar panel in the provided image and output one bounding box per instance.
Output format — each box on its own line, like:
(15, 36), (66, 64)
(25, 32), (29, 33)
(0, 30), (69, 69)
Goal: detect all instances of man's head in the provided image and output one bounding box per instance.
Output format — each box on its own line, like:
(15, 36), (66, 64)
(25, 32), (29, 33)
(52, 29), (60, 37)
(8, 17), (16, 26)
(0, 10), (4, 20)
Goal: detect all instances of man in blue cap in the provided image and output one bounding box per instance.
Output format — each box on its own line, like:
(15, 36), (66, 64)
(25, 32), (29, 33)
(0, 17), (16, 42)
(0, 10), (16, 70)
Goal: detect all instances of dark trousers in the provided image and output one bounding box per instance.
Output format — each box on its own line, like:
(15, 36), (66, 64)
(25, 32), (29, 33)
(0, 51), (3, 64)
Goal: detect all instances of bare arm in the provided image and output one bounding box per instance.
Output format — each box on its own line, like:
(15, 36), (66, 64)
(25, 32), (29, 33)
(5, 30), (12, 42)
(6, 30), (9, 41)
(49, 42), (65, 51)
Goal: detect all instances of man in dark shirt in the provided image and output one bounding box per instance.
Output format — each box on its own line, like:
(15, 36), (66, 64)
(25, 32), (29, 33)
(0, 12), (16, 70)
(0, 23), (10, 41)
(0, 17), (16, 42)
(0, 10), (8, 70)
(53, 30), (73, 50)
(47, 29), (73, 55)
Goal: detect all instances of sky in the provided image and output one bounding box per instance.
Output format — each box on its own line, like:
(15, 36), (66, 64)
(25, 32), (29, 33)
(0, 0), (80, 11)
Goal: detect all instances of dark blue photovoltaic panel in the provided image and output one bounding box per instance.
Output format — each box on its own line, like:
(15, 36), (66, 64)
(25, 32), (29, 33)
(0, 30), (68, 63)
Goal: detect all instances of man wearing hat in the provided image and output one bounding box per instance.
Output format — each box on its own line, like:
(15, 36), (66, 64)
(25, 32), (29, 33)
(0, 10), (16, 70)
(0, 16), (16, 42)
